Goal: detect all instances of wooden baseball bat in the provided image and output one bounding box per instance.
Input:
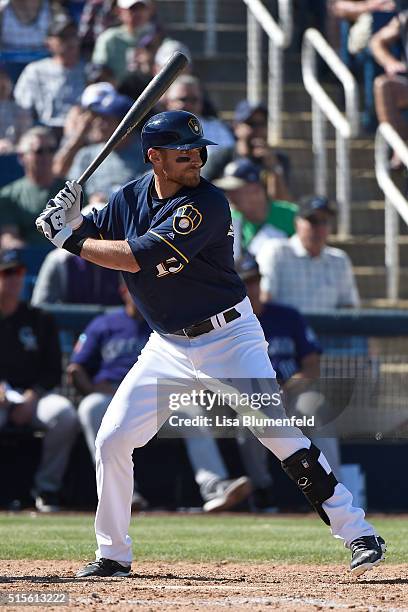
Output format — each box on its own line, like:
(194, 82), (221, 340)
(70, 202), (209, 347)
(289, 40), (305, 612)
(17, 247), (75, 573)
(77, 52), (189, 189)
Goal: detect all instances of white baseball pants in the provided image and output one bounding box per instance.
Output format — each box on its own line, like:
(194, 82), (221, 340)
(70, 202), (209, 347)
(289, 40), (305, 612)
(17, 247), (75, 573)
(94, 297), (376, 564)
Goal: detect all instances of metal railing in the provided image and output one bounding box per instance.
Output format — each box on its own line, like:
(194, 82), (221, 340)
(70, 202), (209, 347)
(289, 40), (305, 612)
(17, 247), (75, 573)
(302, 28), (359, 237)
(243, 0), (293, 145)
(185, 0), (217, 57)
(375, 122), (408, 300)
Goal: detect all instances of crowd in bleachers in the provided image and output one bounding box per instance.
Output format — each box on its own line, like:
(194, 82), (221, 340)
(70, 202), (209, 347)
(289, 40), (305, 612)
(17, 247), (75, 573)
(0, 0), (399, 513)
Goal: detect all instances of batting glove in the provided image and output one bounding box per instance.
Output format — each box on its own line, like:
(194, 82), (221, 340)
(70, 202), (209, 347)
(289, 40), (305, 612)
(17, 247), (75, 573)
(49, 180), (83, 229)
(35, 204), (73, 248)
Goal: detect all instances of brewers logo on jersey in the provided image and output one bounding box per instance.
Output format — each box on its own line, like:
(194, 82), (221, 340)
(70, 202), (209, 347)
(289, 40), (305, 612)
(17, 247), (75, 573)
(173, 204), (202, 234)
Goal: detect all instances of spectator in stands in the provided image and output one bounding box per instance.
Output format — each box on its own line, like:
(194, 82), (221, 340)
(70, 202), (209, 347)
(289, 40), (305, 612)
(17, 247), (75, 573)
(206, 100), (291, 201)
(257, 195), (360, 310)
(0, 126), (66, 245)
(31, 198), (123, 306)
(67, 279), (252, 512)
(54, 88), (148, 196)
(330, 0), (396, 131)
(214, 158), (298, 259)
(0, 0), (66, 51)
(372, 3), (408, 168)
(79, 0), (120, 56)
(121, 22), (163, 78)
(235, 252), (341, 482)
(152, 37), (192, 76)
(0, 248), (79, 512)
(92, 0), (156, 82)
(0, 68), (32, 153)
(13, 14), (86, 135)
(163, 75), (235, 174)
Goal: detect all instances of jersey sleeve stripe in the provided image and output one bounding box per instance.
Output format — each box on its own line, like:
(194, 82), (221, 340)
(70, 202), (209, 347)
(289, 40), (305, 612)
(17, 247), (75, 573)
(149, 230), (189, 264)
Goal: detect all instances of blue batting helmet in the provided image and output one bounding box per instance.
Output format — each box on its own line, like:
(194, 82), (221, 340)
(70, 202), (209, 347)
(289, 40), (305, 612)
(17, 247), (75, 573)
(141, 110), (217, 165)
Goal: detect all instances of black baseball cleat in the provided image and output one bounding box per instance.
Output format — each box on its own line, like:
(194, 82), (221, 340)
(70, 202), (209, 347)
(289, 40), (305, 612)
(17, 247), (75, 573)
(75, 558), (131, 578)
(349, 535), (386, 577)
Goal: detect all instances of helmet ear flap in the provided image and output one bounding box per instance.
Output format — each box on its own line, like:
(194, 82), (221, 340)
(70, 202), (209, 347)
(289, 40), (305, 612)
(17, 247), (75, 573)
(199, 147), (208, 167)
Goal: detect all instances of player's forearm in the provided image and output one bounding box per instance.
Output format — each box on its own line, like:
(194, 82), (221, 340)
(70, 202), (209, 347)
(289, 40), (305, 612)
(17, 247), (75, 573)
(78, 238), (141, 272)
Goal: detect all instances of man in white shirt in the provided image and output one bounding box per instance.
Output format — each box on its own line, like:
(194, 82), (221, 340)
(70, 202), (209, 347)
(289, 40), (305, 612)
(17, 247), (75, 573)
(257, 195), (360, 310)
(257, 195), (360, 486)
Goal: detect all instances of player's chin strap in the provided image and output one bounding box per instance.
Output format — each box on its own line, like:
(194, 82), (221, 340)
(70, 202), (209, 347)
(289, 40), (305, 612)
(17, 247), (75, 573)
(281, 443), (338, 525)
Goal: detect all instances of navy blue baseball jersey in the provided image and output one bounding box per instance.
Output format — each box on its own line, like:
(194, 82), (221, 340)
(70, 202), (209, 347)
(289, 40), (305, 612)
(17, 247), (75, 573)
(78, 172), (246, 334)
(258, 303), (322, 384)
(71, 309), (151, 384)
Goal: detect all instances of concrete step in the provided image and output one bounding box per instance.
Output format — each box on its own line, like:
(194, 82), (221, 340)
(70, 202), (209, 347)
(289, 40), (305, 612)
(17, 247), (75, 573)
(166, 23), (246, 54)
(362, 297), (408, 308)
(289, 168), (383, 201)
(280, 137), (376, 170)
(329, 236), (408, 266)
(194, 53), (303, 85)
(205, 83), (343, 114)
(156, 0), (248, 24)
(353, 266), (408, 299)
(349, 202), (408, 236)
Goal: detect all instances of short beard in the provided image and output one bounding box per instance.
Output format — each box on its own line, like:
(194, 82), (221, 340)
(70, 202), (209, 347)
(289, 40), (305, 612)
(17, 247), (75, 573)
(163, 169), (200, 188)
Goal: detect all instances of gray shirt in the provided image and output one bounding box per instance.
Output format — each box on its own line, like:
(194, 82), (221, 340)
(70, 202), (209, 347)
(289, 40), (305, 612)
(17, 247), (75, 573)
(68, 136), (149, 198)
(14, 57), (86, 127)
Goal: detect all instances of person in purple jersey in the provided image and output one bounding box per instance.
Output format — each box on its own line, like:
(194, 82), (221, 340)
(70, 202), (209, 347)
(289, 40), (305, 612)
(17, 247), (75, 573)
(35, 110), (386, 579)
(234, 254), (341, 513)
(68, 279), (251, 512)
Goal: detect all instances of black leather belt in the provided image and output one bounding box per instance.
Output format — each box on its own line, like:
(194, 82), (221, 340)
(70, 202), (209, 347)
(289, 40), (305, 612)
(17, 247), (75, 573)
(173, 307), (241, 338)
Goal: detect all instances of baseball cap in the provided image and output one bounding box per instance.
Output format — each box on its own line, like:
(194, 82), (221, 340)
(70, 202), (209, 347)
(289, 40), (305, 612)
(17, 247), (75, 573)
(154, 39), (192, 69)
(234, 100), (267, 124)
(297, 195), (336, 219)
(88, 91), (134, 118)
(117, 0), (150, 8)
(0, 249), (26, 272)
(47, 14), (77, 38)
(81, 82), (115, 109)
(235, 252), (260, 281)
(213, 158), (262, 191)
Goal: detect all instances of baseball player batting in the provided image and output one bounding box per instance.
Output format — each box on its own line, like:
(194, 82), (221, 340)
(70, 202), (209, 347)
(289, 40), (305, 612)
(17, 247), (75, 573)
(36, 110), (386, 578)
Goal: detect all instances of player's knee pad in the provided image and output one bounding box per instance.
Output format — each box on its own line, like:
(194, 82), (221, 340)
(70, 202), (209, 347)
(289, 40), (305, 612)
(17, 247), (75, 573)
(281, 443), (337, 525)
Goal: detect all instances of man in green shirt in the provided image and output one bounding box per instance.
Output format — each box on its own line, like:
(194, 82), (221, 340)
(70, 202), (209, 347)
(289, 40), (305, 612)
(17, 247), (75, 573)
(214, 158), (298, 258)
(0, 126), (66, 245)
(92, 0), (155, 82)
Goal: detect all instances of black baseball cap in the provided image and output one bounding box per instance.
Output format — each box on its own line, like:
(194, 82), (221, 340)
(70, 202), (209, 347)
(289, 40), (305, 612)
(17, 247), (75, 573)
(214, 158), (262, 191)
(234, 100), (267, 124)
(297, 195), (336, 219)
(235, 251), (260, 281)
(0, 249), (26, 272)
(47, 14), (77, 38)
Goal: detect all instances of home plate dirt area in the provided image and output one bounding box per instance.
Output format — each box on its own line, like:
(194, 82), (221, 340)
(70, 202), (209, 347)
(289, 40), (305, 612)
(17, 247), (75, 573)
(1, 560), (407, 611)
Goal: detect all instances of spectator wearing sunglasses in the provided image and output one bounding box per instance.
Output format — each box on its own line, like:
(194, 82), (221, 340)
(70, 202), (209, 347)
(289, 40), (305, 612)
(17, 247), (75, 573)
(163, 75), (235, 178)
(0, 127), (66, 246)
(203, 99), (292, 202)
(257, 195), (360, 310)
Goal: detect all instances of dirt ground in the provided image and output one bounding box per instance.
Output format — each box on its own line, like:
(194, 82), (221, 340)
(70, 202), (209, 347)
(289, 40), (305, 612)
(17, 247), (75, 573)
(1, 560), (407, 611)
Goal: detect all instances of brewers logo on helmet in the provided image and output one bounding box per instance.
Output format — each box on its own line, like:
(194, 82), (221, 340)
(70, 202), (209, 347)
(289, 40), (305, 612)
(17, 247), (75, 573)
(141, 110), (217, 166)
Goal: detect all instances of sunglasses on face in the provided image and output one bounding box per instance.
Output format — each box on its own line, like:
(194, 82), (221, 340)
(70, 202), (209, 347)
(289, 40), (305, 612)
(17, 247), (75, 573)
(173, 96), (201, 104)
(245, 119), (266, 128)
(306, 215), (331, 226)
(0, 266), (25, 277)
(31, 147), (57, 156)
